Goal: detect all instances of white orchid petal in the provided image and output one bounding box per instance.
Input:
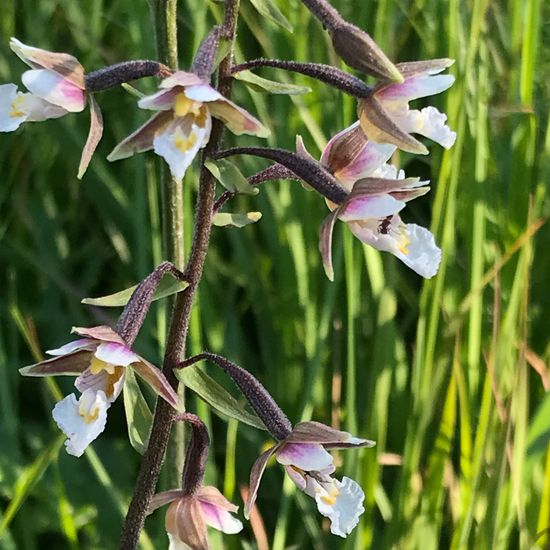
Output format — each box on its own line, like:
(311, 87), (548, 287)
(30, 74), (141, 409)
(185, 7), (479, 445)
(94, 342), (139, 366)
(314, 477), (365, 538)
(153, 113), (212, 181)
(52, 389), (109, 457)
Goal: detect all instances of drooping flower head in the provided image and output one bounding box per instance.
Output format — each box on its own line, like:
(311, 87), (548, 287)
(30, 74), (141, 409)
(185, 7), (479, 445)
(148, 413), (243, 550)
(20, 325), (178, 456)
(108, 71), (269, 182)
(246, 421), (375, 538)
(358, 58), (456, 154)
(1, 38), (86, 132)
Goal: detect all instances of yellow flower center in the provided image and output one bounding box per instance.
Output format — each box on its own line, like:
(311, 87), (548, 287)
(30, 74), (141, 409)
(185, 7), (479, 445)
(79, 399), (101, 424)
(174, 132), (198, 153)
(174, 93), (202, 118)
(10, 95), (26, 118)
(320, 486), (340, 506)
(89, 356), (117, 375)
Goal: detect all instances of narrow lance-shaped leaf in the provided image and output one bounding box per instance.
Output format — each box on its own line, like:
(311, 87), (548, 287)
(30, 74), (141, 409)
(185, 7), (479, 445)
(233, 71), (310, 95)
(176, 366), (266, 430)
(248, 0), (293, 32)
(123, 368), (153, 455)
(205, 158), (259, 195)
(82, 274), (189, 307)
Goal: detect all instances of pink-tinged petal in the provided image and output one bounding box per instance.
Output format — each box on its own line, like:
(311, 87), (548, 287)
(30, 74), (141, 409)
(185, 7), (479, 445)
(75, 366), (126, 402)
(338, 194), (405, 222)
(132, 359), (179, 408)
(10, 37), (85, 88)
(148, 490), (186, 514)
(20, 350), (91, 377)
(284, 465), (307, 491)
(395, 58), (455, 79)
(377, 74), (455, 103)
(0, 84), (28, 131)
(153, 113), (212, 181)
(358, 96), (428, 155)
(71, 326), (126, 344)
(94, 342), (139, 366)
(199, 501), (243, 534)
(22, 69), (85, 112)
(138, 88), (178, 111)
(78, 93), (103, 179)
(46, 338), (96, 356)
(208, 98), (270, 137)
(184, 84), (222, 103)
(160, 71), (204, 90)
(349, 176), (421, 196)
(276, 442), (334, 471)
(52, 389), (109, 457)
(107, 111), (173, 161)
(245, 444), (280, 519)
(166, 498), (209, 550)
(286, 421), (375, 449)
(321, 122), (394, 188)
(392, 106), (456, 149)
(319, 209), (340, 282)
(336, 143), (396, 187)
(198, 486), (238, 512)
(313, 477), (365, 538)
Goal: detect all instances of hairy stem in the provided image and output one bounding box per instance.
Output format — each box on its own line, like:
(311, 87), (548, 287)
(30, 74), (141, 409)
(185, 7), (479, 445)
(232, 59), (372, 98)
(118, 1), (241, 547)
(178, 353), (293, 440)
(85, 61), (171, 92)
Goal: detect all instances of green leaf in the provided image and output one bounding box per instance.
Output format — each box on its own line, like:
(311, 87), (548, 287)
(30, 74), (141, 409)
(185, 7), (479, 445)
(234, 70), (310, 95)
(81, 274), (189, 307)
(0, 435), (64, 535)
(213, 212), (262, 228)
(247, 0), (293, 32)
(177, 366), (266, 430)
(123, 369), (153, 455)
(205, 159), (258, 195)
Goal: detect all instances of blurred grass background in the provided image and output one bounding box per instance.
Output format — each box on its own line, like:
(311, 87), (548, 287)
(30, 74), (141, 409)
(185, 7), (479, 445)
(0, 0), (549, 548)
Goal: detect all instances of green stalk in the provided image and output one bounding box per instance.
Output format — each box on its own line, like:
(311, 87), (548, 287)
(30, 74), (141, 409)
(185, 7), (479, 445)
(148, 0), (186, 485)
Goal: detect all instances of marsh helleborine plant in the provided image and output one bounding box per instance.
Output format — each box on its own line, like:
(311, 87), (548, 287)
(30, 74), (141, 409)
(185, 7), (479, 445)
(5, 0), (456, 547)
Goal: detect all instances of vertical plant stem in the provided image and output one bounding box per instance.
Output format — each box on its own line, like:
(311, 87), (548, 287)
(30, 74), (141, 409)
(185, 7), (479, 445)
(118, 1), (240, 548)
(148, 0), (186, 484)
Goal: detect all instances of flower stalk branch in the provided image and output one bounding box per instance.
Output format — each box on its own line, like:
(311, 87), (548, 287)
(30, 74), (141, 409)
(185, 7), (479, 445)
(232, 59), (372, 98)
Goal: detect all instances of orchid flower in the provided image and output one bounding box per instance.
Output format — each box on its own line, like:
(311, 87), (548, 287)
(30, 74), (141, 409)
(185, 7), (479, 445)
(149, 487), (243, 550)
(1, 38), (86, 132)
(108, 71), (269, 182)
(20, 326), (178, 457)
(358, 58), (456, 154)
(148, 412), (243, 550)
(246, 421), (374, 538)
(295, 135), (442, 279)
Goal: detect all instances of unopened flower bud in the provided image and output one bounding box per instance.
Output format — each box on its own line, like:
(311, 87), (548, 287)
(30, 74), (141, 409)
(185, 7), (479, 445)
(329, 22), (403, 83)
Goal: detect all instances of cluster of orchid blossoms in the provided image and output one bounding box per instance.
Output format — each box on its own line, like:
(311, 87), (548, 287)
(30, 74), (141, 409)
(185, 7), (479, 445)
(7, 0), (457, 546)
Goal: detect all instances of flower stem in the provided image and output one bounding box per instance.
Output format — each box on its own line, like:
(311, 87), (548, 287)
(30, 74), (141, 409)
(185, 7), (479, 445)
(118, 1), (241, 547)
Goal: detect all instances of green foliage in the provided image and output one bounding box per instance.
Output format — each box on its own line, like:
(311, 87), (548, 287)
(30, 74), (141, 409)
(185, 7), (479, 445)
(0, 0), (548, 548)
